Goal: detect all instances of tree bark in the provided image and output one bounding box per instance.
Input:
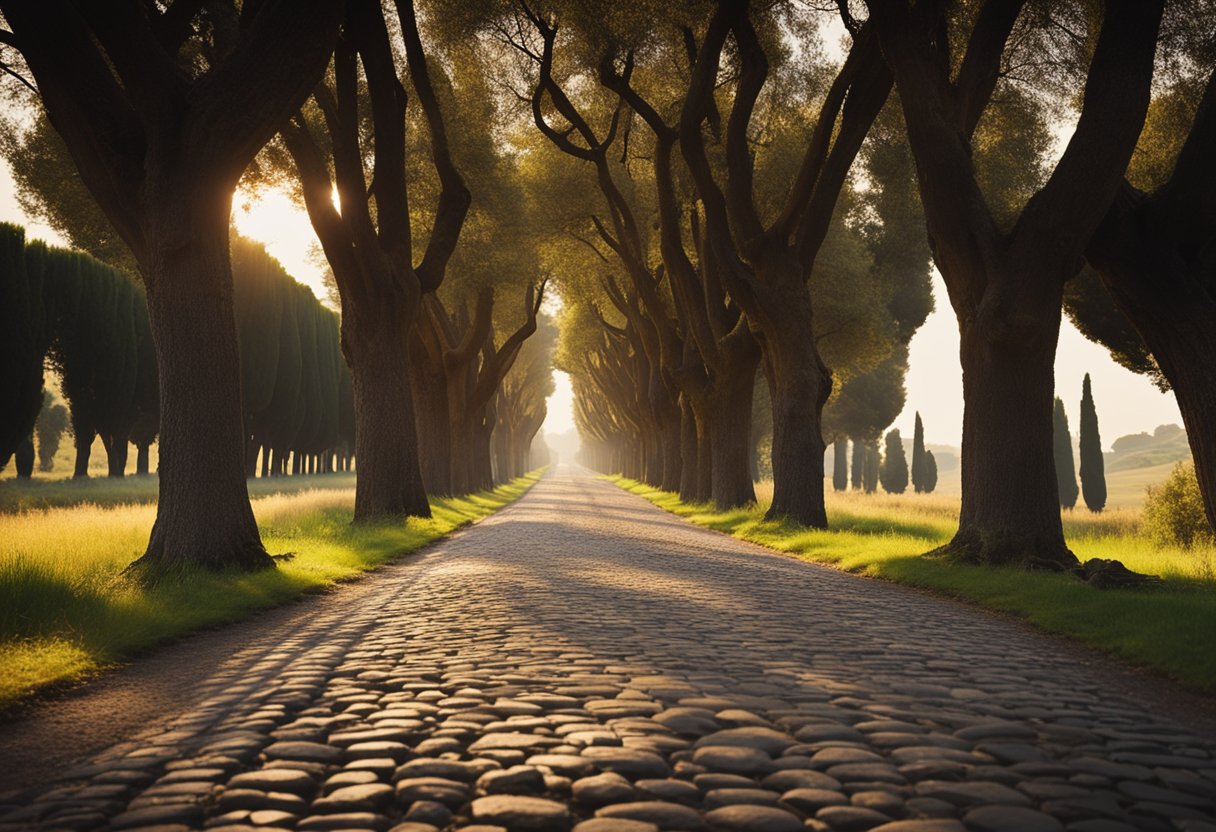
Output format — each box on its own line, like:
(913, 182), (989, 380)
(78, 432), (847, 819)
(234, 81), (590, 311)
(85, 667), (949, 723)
(409, 332), (453, 496)
(345, 285), (431, 520)
(758, 286), (832, 527)
(950, 305), (1076, 567)
(708, 368), (757, 508)
(134, 207), (270, 572)
(678, 395), (704, 502)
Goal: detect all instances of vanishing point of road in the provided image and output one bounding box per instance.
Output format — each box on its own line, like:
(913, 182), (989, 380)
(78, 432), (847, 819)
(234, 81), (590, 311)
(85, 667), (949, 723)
(2, 466), (1214, 832)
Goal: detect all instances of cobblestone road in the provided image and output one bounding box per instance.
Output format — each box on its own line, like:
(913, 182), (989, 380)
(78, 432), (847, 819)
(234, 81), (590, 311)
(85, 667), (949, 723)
(2, 467), (1215, 832)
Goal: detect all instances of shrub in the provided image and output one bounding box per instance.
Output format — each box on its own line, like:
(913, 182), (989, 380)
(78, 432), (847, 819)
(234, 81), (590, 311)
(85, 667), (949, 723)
(1143, 461), (1214, 549)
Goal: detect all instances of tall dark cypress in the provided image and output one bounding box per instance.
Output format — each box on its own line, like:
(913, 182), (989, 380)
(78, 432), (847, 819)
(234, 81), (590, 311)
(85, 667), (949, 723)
(0, 224), (46, 468)
(923, 450), (938, 493)
(911, 412), (927, 492)
(1053, 397), (1079, 509)
(863, 440), (880, 494)
(880, 429), (909, 494)
(832, 437), (848, 491)
(46, 250), (141, 478)
(1079, 374), (1107, 512)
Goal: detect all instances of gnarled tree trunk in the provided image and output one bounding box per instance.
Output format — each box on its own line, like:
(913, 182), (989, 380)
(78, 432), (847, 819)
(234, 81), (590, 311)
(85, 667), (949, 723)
(951, 299), (1074, 567)
(137, 205), (269, 571)
(344, 284), (430, 521)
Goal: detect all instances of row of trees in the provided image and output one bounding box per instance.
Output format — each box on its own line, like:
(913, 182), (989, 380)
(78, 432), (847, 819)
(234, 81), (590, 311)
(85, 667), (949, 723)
(555, 0), (1215, 570)
(0, 224), (359, 480)
(831, 412), (938, 496)
(1053, 374), (1109, 513)
(0, 0), (556, 572)
(1, 0), (1210, 574)
(528, 0), (933, 525)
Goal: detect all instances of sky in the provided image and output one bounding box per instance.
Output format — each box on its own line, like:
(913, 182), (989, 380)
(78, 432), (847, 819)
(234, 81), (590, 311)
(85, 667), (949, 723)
(0, 150), (1182, 453)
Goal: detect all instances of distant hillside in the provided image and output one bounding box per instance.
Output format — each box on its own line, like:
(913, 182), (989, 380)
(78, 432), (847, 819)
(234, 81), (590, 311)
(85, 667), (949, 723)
(1105, 423), (1191, 472)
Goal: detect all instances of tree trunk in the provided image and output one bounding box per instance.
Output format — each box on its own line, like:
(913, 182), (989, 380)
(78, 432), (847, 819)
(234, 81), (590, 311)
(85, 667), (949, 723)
(658, 403), (682, 493)
(344, 289), (431, 522)
(947, 315), (1077, 569)
(471, 420), (495, 491)
(101, 434), (129, 478)
(763, 322), (832, 528)
(651, 376), (682, 491)
(708, 358), (758, 509)
(73, 430), (93, 479)
(678, 395), (703, 502)
(136, 442), (151, 476)
(832, 437), (848, 491)
(15, 435), (34, 479)
(409, 335), (452, 495)
(133, 208), (270, 572)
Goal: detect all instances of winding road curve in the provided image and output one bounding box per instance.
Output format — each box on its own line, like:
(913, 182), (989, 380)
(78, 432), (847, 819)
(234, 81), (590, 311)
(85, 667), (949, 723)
(1, 466), (1214, 832)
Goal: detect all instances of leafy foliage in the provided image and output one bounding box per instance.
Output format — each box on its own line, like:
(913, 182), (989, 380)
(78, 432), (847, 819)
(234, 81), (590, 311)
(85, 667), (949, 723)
(1143, 461), (1215, 549)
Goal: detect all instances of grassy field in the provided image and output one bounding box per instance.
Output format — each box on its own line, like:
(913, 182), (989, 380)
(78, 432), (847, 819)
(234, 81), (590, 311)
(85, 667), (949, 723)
(903, 458), (1177, 509)
(616, 477), (1216, 692)
(0, 470), (542, 709)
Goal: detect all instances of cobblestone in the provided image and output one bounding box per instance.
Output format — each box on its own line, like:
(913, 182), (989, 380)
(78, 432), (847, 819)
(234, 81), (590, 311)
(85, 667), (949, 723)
(1, 468), (1213, 830)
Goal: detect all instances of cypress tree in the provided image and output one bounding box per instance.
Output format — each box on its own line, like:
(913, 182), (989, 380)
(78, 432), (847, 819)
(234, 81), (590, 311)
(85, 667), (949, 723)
(0, 224), (46, 468)
(923, 450), (938, 493)
(911, 412), (927, 492)
(46, 249), (141, 478)
(832, 437), (848, 491)
(1053, 396), (1079, 509)
(293, 287), (322, 471)
(880, 429), (909, 494)
(233, 237), (285, 474)
(1079, 373), (1107, 512)
(863, 439), (879, 494)
(851, 439), (865, 489)
(262, 279), (303, 475)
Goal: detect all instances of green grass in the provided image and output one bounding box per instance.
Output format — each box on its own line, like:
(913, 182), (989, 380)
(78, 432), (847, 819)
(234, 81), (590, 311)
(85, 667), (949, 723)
(0, 470), (542, 709)
(615, 477), (1216, 693)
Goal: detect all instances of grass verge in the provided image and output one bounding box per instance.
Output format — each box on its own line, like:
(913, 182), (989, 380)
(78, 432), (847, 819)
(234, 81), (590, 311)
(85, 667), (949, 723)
(614, 477), (1216, 693)
(0, 470), (542, 709)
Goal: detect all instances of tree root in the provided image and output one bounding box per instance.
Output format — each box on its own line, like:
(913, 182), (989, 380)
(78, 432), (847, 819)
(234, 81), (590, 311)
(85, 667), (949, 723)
(1072, 558), (1163, 590)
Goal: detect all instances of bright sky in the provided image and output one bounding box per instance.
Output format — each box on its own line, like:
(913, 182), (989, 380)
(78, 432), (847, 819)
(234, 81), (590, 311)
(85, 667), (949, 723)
(0, 149), (1181, 452)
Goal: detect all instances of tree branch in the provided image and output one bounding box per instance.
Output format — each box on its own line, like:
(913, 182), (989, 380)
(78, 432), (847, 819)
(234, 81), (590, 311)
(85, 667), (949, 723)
(393, 0), (471, 293)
